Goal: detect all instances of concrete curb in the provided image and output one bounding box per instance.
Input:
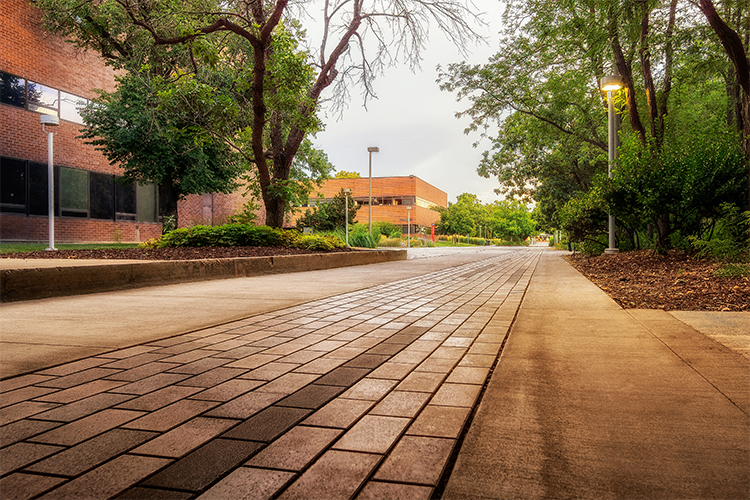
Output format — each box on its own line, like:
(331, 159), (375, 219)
(0, 249), (407, 302)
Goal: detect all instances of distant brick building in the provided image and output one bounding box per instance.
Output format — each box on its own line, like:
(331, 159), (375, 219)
(0, 0), (246, 243)
(290, 176), (447, 235)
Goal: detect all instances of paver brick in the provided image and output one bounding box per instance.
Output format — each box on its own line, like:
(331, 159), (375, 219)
(105, 361), (181, 382)
(176, 366), (248, 388)
(130, 417), (237, 458)
(292, 356), (347, 374)
(429, 383), (482, 408)
(222, 406), (311, 442)
(368, 362), (416, 380)
(277, 450), (380, 500)
(457, 353), (496, 368)
(276, 384), (346, 410)
(166, 356), (230, 375)
(302, 398), (374, 429)
(0, 419), (62, 447)
(114, 486), (193, 499)
(0, 472), (66, 500)
(445, 366), (490, 385)
(157, 349), (216, 365)
(100, 353), (170, 370)
(333, 415), (410, 454)
(37, 357), (111, 376)
(0, 442), (63, 475)
(26, 428), (157, 476)
(33, 392), (135, 422)
(115, 385), (202, 411)
(1, 386), (58, 408)
(210, 346), (265, 359)
(373, 435), (455, 485)
(204, 390), (284, 419)
(246, 425), (342, 470)
(341, 378), (398, 401)
(101, 345), (160, 360)
(30, 408), (145, 446)
(406, 405), (471, 438)
(39, 454), (171, 500)
(109, 373), (191, 395)
(198, 467), (295, 500)
(35, 379), (127, 404)
(0, 401), (60, 426)
(225, 353), (283, 370)
(0, 374), (56, 393)
(396, 371), (446, 393)
(345, 354), (390, 369)
(141, 439), (261, 492)
(123, 399), (219, 432)
(415, 356), (458, 373)
(189, 379), (263, 402)
(357, 481), (433, 500)
(255, 372), (320, 395)
(315, 367), (370, 387)
(371, 390), (431, 418)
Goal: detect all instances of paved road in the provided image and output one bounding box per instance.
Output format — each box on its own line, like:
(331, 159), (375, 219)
(0, 247), (747, 499)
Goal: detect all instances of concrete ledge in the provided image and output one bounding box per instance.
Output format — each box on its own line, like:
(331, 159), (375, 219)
(1, 249), (407, 302)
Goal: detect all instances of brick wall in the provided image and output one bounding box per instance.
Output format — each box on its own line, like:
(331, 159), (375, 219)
(0, 214), (162, 243)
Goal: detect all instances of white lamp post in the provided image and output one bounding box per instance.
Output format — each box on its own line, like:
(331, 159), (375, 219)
(367, 147), (379, 235)
(406, 206), (411, 248)
(343, 188), (351, 246)
(601, 75), (623, 255)
(41, 115), (59, 251)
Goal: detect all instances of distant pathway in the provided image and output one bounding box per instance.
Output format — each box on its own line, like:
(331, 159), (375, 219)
(1, 250), (542, 499)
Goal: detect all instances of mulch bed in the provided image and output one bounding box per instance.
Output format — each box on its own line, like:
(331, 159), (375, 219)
(1, 246), (357, 261)
(565, 250), (749, 312)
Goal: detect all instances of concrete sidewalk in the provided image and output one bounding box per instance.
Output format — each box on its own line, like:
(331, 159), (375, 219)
(0, 248), (747, 499)
(444, 251), (749, 499)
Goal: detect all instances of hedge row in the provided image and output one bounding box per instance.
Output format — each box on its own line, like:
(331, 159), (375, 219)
(140, 224), (346, 251)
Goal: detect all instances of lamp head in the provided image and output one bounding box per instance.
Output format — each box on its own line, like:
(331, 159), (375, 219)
(367, 147), (379, 153)
(40, 115), (60, 127)
(600, 76), (623, 92)
(343, 188), (351, 193)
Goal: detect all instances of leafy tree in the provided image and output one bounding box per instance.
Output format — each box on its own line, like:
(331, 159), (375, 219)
(35, 0), (482, 227)
(80, 74), (243, 225)
(334, 171), (362, 179)
(434, 193), (485, 236)
(296, 189), (359, 232)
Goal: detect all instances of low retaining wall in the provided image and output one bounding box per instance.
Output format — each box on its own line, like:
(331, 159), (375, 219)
(1, 250), (407, 302)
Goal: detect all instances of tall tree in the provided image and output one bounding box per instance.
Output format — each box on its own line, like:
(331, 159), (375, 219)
(35, 0), (482, 227)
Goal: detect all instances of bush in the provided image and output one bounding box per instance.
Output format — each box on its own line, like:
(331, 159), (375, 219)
(349, 232), (377, 248)
(154, 224), (301, 249)
(379, 238), (403, 247)
(294, 234), (345, 251)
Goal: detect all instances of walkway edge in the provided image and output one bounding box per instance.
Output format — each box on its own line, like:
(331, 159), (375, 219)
(0, 249), (407, 302)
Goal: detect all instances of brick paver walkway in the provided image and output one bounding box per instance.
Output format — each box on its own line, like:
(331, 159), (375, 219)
(1, 250), (541, 499)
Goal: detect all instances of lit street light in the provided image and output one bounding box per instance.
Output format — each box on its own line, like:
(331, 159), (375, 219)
(41, 115), (59, 251)
(367, 147), (379, 235)
(601, 75), (623, 255)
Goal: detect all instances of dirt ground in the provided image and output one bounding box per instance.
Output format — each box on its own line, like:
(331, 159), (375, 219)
(565, 250), (749, 312)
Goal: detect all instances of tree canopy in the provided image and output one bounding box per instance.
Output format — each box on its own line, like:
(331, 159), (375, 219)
(35, 0), (483, 227)
(434, 193), (535, 241)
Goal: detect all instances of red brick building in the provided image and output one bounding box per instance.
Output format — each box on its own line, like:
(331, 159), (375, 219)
(0, 0), (246, 243)
(290, 176), (447, 235)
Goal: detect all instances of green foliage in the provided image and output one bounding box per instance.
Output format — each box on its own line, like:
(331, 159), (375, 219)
(334, 171), (361, 179)
(378, 238), (404, 247)
(294, 234), (345, 251)
(558, 187), (607, 246)
(689, 204), (750, 262)
(296, 189), (359, 232)
(435, 194), (535, 241)
(154, 224), (297, 249)
(715, 263), (750, 277)
(372, 221), (402, 240)
(349, 224), (377, 248)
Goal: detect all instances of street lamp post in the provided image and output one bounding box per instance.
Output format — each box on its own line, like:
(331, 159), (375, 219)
(601, 75), (623, 255)
(343, 188), (351, 247)
(406, 206), (411, 248)
(367, 147), (379, 235)
(41, 115), (59, 251)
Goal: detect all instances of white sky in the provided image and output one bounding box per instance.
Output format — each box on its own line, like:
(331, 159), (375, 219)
(310, 0), (506, 206)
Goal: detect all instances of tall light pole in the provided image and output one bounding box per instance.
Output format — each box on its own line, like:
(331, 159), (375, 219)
(343, 188), (351, 246)
(601, 75), (622, 255)
(406, 206), (411, 247)
(41, 115), (59, 251)
(367, 146), (379, 235)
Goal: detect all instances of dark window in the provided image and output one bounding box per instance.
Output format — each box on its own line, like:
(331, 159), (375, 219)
(59, 167), (88, 217)
(136, 182), (157, 222)
(28, 162), (49, 216)
(0, 157), (27, 213)
(0, 72), (25, 108)
(90, 172), (114, 220)
(116, 181), (137, 220)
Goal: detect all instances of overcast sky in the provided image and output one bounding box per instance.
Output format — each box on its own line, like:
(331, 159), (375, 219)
(310, 0), (506, 206)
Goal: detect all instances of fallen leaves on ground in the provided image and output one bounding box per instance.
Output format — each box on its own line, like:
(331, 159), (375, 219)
(564, 250), (749, 311)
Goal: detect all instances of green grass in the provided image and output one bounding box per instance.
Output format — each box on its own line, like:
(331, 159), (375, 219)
(715, 263), (750, 278)
(0, 243), (139, 254)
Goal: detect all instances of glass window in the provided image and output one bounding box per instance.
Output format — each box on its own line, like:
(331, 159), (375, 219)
(115, 180), (137, 220)
(0, 72), (25, 108)
(60, 91), (87, 124)
(0, 157), (27, 213)
(27, 81), (59, 116)
(28, 162), (49, 216)
(90, 172), (114, 220)
(59, 167), (88, 217)
(136, 182), (157, 222)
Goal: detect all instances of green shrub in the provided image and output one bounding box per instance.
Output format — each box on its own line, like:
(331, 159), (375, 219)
(379, 238), (403, 247)
(349, 232), (377, 248)
(715, 263), (750, 277)
(294, 234), (345, 251)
